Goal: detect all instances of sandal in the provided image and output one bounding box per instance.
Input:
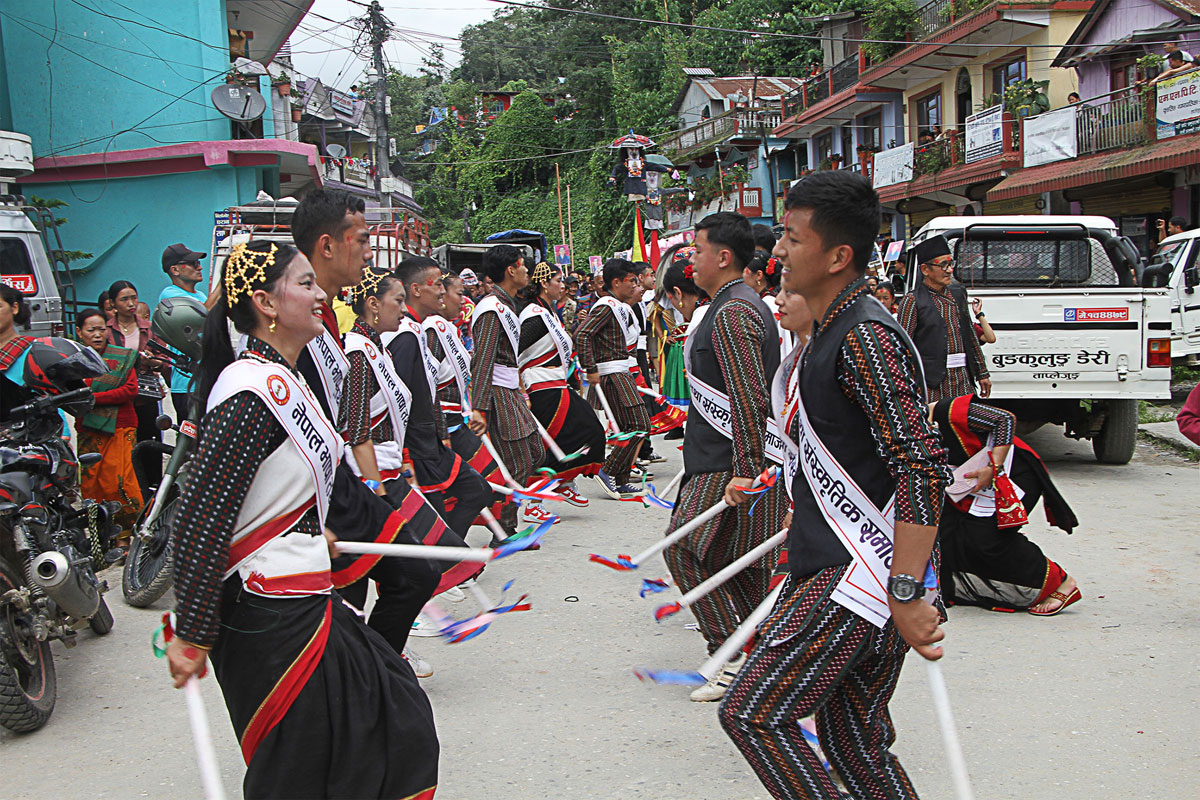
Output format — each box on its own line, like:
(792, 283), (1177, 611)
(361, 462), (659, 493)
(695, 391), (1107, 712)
(1028, 585), (1081, 616)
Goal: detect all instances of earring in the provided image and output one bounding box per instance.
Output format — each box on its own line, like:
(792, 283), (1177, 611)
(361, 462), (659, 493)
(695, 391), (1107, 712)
(269, 317), (278, 333)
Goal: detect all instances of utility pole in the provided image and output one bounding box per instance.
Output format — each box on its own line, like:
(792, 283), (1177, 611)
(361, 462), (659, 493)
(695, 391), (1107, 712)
(367, 1), (392, 212)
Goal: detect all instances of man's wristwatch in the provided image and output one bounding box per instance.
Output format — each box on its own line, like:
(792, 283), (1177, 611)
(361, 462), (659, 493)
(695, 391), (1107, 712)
(887, 574), (923, 603)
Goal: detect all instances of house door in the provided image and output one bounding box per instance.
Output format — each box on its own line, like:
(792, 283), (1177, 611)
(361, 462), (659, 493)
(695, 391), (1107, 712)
(955, 68), (973, 132)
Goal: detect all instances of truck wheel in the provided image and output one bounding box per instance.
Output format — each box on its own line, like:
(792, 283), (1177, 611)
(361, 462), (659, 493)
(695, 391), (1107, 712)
(1092, 399), (1138, 465)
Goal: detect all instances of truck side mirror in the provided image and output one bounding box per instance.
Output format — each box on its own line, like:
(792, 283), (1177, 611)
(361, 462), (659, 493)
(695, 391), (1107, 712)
(1185, 266), (1200, 290)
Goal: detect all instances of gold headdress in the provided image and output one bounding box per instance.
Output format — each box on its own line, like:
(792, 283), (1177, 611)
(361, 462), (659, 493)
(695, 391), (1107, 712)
(531, 261), (555, 285)
(346, 266), (390, 307)
(224, 242), (277, 305)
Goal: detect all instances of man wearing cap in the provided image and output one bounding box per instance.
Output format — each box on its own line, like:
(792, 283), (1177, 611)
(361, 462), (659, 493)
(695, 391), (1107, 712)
(897, 235), (991, 402)
(158, 243), (216, 418)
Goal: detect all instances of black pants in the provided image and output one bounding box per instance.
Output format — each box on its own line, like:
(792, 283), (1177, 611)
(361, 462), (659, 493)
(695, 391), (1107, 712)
(338, 526), (440, 656)
(134, 400), (162, 488)
(422, 464), (492, 541)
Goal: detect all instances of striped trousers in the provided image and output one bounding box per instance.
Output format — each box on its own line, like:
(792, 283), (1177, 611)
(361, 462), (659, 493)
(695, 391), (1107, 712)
(719, 566), (919, 800)
(600, 387), (650, 485)
(663, 472), (784, 655)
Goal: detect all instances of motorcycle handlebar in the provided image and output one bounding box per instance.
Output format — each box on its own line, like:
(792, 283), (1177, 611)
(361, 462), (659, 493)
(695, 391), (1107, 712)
(10, 387), (93, 418)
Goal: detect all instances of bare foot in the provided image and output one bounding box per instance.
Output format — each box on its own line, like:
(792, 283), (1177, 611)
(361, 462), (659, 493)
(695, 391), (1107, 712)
(1030, 575), (1078, 614)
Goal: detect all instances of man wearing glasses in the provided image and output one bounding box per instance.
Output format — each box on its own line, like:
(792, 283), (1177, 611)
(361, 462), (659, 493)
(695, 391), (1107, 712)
(897, 235), (992, 401)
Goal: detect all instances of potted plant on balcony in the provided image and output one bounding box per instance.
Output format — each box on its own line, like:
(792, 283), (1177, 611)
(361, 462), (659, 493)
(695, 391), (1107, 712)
(862, 0), (917, 64)
(272, 74), (292, 96)
(1002, 79), (1050, 119)
(1136, 53), (1165, 85)
(291, 104), (303, 123)
(830, 153), (844, 169)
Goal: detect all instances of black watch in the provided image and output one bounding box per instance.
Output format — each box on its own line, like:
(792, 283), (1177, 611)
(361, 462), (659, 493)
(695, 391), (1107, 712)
(887, 574), (923, 603)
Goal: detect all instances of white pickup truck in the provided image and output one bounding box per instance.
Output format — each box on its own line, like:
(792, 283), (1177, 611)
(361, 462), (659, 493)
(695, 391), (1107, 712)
(907, 215), (1172, 464)
(1142, 227), (1200, 364)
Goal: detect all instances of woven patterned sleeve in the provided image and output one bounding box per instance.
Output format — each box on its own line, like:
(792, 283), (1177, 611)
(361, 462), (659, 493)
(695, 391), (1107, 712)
(838, 320), (950, 527)
(338, 349), (377, 446)
(895, 292), (918, 340)
(963, 296), (991, 380)
(965, 399), (1014, 447)
(574, 303), (612, 373)
(469, 311), (501, 411)
(173, 391), (287, 647)
(713, 299), (770, 478)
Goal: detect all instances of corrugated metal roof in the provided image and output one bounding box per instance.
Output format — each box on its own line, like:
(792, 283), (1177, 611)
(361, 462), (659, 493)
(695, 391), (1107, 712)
(691, 76), (805, 102)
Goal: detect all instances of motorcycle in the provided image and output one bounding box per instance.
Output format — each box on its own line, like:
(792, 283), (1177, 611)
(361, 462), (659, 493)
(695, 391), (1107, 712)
(0, 340), (119, 734)
(122, 296), (206, 608)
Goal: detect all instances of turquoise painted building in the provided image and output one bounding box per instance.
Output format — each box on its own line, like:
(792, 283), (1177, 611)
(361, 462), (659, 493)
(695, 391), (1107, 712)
(0, 0), (320, 306)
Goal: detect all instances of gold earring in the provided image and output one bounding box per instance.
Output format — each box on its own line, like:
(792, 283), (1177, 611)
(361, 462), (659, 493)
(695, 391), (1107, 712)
(269, 317), (278, 333)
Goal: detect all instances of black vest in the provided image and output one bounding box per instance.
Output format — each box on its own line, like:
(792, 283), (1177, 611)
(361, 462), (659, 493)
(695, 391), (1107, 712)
(789, 293), (915, 581)
(909, 280), (977, 389)
(682, 281), (780, 475)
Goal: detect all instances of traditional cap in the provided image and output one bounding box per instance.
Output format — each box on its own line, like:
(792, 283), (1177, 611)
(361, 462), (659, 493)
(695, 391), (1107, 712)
(161, 243), (206, 272)
(531, 261), (555, 285)
(913, 235), (952, 266)
(459, 269), (480, 286)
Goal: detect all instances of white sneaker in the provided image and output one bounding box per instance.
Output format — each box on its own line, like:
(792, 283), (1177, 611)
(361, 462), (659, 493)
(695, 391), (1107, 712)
(689, 653), (746, 702)
(556, 480), (589, 508)
(402, 645), (433, 678)
(410, 612), (441, 638)
(521, 501), (559, 525)
(438, 586), (466, 603)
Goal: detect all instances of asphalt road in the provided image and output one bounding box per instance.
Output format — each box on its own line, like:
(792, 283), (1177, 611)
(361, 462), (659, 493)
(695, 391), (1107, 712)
(2, 429), (1198, 799)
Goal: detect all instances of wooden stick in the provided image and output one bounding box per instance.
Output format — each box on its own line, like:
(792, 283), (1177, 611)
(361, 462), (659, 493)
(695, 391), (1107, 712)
(696, 583), (783, 680)
(533, 414), (570, 462)
(555, 162), (566, 246)
(184, 677), (227, 800)
(337, 540), (497, 563)
(566, 183), (575, 268)
(669, 530), (786, 612)
(926, 660), (975, 799)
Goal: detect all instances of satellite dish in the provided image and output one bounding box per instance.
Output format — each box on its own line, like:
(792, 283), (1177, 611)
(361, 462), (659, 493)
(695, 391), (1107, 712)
(211, 85), (267, 122)
(326, 143), (347, 159)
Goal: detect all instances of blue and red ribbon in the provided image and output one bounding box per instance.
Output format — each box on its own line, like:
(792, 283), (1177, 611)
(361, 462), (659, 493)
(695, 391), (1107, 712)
(632, 667), (706, 686)
(589, 552), (637, 571)
(639, 578), (670, 597)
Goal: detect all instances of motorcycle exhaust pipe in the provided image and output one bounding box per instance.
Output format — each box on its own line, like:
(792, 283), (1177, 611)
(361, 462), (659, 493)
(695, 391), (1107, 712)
(30, 551), (100, 620)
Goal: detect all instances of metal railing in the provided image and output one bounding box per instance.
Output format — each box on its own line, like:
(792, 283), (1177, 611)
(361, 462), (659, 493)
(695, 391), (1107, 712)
(913, 0), (956, 39)
(780, 54), (861, 120)
(660, 107), (780, 155)
(831, 54), (860, 95)
(1076, 89), (1149, 156)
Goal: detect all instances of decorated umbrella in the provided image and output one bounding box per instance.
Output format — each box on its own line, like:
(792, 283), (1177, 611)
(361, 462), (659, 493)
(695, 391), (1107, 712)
(610, 131), (657, 149)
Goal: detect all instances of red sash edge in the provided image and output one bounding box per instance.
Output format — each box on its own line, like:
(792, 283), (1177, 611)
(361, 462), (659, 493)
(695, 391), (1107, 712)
(239, 599), (332, 765)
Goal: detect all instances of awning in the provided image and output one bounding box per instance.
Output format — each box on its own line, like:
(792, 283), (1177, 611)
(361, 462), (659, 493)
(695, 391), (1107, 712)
(988, 134), (1200, 201)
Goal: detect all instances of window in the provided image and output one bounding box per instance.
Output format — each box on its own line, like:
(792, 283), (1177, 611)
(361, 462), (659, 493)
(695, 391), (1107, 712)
(859, 111), (882, 151)
(0, 238), (37, 295)
(915, 91), (941, 136)
(991, 57), (1027, 99)
(814, 131), (833, 165)
(1110, 58), (1137, 93)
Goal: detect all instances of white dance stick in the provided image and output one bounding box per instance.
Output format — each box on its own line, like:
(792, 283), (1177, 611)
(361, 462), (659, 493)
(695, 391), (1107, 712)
(669, 530), (786, 612)
(532, 415), (570, 462)
(481, 433), (520, 488)
(184, 677), (227, 800)
(337, 540), (497, 563)
(593, 379), (622, 434)
(628, 468), (777, 567)
(926, 660), (976, 799)
(477, 506), (510, 541)
(696, 583), (783, 680)
(659, 466), (685, 498)
(465, 580), (495, 611)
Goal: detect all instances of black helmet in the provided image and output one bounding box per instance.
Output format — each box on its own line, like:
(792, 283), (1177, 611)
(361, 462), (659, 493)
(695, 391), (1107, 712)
(152, 296), (206, 361)
(23, 337), (107, 415)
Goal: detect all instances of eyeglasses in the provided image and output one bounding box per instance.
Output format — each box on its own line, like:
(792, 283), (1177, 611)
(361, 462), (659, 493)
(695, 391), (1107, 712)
(928, 260), (954, 272)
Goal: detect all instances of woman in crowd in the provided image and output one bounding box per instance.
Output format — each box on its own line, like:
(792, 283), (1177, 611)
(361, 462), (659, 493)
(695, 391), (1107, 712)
(0, 284), (34, 420)
(932, 394), (1082, 615)
(647, 244), (696, 424)
(105, 280), (167, 492)
(662, 245), (709, 327)
(516, 261), (606, 515)
(164, 241), (439, 799)
(75, 308), (144, 543)
(874, 282), (898, 314)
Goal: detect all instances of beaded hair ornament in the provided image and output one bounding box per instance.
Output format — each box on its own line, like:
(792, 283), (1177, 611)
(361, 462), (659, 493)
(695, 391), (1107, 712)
(345, 267), (390, 307)
(673, 246), (697, 281)
(531, 261), (555, 285)
(224, 242), (277, 305)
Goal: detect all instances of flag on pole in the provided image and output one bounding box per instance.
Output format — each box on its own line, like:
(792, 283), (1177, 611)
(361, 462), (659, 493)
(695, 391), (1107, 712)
(632, 207), (648, 263)
(649, 229), (661, 268)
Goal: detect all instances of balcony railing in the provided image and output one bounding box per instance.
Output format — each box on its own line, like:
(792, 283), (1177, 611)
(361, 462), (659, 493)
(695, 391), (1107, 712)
(1076, 91), (1149, 156)
(781, 54), (862, 120)
(913, 0), (956, 39)
(660, 107), (781, 156)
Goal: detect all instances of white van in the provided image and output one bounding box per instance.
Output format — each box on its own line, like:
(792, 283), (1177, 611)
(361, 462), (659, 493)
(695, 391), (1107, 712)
(0, 196), (77, 337)
(908, 215), (1172, 464)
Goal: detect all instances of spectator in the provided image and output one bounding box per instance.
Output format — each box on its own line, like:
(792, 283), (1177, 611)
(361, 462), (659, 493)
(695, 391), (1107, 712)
(1067, 91), (1081, 105)
(1164, 41), (1196, 66)
(106, 279), (167, 492)
(1151, 49), (1197, 85)
(98, 290), (115, 321)
(0, 284), (34, 421)
(157, 242), (211, 418)
(874, 283), (897, 313)
(1178, 383), (1200, 446)
(75, 308), (143, 549)
(136, 301), (151, 321)
(917, 128), (936, 148)
(971, 296), (997, 344)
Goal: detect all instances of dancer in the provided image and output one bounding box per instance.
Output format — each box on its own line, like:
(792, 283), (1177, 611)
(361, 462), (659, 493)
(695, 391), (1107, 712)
(470, 245), (546, 534)
(663, 212), (786, 703)
(932, 394), (1081, 615)
(719, 171), (949, 800)
(575, 258), (650, 499)
(647, 245), (693, 418)
(392, 256), (493, 541)
(166, 240), (439, 799)
(291, 189), (439, 658)
(517, 261), (606, 513)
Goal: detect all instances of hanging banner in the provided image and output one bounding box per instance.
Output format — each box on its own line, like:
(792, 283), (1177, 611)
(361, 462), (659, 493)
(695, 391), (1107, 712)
(1156, 70), (1200, 139)
(872, 143), (914, 188)
(965, 105), (1004, 163)
(1024, 107), (1078, 167)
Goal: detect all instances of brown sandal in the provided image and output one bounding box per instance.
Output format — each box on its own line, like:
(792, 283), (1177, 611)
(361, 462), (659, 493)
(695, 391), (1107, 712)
(1028, 586), (1081, 616)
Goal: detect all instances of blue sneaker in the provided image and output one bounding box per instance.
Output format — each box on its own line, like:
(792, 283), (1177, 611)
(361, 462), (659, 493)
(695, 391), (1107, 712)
(593, 470), (622, 500)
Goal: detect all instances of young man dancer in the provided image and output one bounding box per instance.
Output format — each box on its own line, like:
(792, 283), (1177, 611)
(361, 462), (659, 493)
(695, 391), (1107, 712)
(470, 245), (546, 534)
(719, 171), (950, 799)
(291, 189), (439, 658)
(575, 258), (650, 499)
(663, 211), (787, 702)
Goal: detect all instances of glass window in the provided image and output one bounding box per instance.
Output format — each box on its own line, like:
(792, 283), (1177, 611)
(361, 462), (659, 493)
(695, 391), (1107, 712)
(915, 91), (941, 140)
(0, 238), (37, 295)
(992, 57), (1027, 99)
(859, 112), (882, 150)
(814, 132), (833, 164)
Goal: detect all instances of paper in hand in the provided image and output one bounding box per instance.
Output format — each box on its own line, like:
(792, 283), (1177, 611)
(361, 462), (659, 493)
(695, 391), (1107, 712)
(945, 447), (991, 502)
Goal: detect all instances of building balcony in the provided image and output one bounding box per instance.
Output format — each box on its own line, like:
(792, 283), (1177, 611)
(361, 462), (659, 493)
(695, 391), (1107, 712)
(875, 116), (1021, 204)
(659, 107), (782, 160)
(781, 55), (861, 120)
(321, 157), (374, 191)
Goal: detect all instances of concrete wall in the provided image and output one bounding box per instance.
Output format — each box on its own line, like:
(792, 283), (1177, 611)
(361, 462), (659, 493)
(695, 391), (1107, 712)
(1, 0), (233, 158)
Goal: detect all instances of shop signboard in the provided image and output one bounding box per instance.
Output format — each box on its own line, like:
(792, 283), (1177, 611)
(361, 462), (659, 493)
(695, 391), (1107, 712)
(1156, 70), (1200, 139)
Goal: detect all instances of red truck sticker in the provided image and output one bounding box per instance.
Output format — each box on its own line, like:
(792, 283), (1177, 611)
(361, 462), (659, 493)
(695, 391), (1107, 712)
(0, 274), (37, 293)
(1064, 308), (1128, 322)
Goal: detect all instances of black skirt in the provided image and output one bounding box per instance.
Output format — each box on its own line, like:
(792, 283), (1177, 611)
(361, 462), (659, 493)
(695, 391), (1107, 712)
(210, 582), (439, 799)
(528, 386), (605, 481)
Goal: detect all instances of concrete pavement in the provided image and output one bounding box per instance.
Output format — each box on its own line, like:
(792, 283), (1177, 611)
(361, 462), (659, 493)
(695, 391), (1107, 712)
(2, 428), (1198, 799)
